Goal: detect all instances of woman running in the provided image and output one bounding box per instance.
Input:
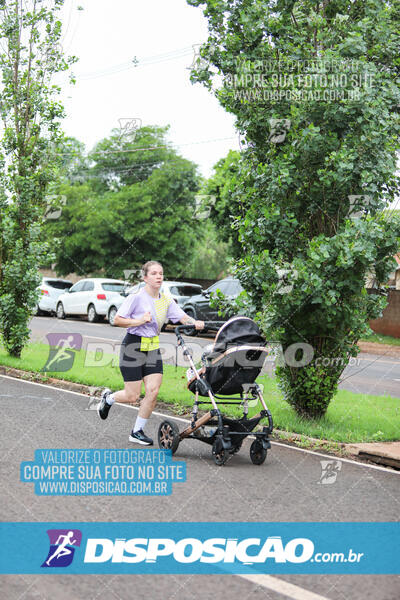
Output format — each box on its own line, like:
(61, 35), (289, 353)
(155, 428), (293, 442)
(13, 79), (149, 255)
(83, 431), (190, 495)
(97, 260), (204, 445)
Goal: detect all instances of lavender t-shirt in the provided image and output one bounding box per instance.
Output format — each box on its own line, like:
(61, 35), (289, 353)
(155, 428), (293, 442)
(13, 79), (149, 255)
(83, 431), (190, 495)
(116, 288), (186, 336)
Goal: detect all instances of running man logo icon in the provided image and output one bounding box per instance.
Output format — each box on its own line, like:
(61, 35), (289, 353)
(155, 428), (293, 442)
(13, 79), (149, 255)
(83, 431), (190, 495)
(41, 529), (82, 568)
(318, 460), (342, 484)
(242, 383), (264, 408)
(348, 194), (371, 219)
(44, 194), (67, 220)
(85, 386), (102, 411)
(238, 132), (254, 151)
(268, 119), (291, 144)
(123, 268), (142, 283)
(42, 333), (83, 372)
(188, 43), (216, 71)
(118, 118), (142, 143)
(194, 194), (216, 220)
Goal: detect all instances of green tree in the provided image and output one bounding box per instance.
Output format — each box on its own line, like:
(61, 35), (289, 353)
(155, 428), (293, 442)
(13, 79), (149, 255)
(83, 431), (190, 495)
(88, 125), (177, 192)
(188, 221), (231, 278)
(0, 0), (76, 357)
(204, 150), (243, 258)
(56, 136), (89, 183)
(188, 0), (400, 418)
(46, 154), (203, 278)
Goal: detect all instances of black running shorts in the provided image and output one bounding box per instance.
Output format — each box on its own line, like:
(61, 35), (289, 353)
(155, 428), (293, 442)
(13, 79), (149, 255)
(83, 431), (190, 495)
(119, 333), (163, 382)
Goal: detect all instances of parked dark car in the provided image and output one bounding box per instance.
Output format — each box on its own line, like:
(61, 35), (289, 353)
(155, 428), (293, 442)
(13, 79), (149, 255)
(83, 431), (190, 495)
(182, 277), (243, 335)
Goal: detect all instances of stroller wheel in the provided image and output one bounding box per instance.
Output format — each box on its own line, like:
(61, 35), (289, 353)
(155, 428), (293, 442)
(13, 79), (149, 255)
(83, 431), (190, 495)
(158, 420), (180, 454)
(250, 440), (267, 465)
(231, 441), (243, 455)
(212, 439), (228, 466)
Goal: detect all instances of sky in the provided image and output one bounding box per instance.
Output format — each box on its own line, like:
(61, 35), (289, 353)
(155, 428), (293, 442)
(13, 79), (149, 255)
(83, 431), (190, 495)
(57, 0), (399, 212)
(58, 0), (238, 178)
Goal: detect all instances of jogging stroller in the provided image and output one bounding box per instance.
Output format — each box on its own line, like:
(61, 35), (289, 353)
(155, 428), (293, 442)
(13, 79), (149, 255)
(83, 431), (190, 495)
(157, 316), (274, 466)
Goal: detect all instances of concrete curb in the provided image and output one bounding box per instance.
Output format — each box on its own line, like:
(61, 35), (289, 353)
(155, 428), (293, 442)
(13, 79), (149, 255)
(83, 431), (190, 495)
(358, 341), (400, 358)
(346, 442), (400, 470)
(0, 365), (96, 396)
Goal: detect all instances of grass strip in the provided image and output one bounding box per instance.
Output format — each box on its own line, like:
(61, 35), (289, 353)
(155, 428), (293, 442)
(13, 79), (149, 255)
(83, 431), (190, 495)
(359, 331), (400, 347)
(0, 341), (399, 443)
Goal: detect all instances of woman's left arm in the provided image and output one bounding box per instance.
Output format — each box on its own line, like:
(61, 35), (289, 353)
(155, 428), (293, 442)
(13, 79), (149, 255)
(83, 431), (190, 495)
(166, 297), (204, 330)
(180, 313), (205, 330)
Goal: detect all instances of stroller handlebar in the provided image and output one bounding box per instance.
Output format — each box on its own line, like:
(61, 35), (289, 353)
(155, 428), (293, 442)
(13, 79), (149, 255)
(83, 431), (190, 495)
(175, 321), (225, 336)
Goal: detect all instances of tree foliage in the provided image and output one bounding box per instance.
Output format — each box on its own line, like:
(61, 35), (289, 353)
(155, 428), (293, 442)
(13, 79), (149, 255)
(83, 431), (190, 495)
(45, 131), (203, 279)
(0, 0), (76, 357)
(188, 0), (400, 418)
(87, 125), (176, 192)
(188, 220), (231, 278)
(203, 149), (243, 258)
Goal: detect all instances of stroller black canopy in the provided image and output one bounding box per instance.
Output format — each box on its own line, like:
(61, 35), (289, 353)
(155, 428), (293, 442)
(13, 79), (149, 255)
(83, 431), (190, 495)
(212, 316), (265, 353)
(190, 317), (268, 396)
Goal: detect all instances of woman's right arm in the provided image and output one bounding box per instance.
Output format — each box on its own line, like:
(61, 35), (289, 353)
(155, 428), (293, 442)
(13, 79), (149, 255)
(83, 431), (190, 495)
(114, 312), (152, 328)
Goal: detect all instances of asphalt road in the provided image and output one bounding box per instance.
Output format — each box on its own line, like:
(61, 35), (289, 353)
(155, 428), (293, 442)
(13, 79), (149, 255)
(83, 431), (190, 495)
(29, 315), (400, 398)
(1, 375), (399, 600)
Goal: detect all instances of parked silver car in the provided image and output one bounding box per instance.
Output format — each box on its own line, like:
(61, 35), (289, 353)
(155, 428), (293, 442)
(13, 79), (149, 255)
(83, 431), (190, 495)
(106, 281), (203, 327)
(56, 278), (127, 322)
(34, 278), (73, 316)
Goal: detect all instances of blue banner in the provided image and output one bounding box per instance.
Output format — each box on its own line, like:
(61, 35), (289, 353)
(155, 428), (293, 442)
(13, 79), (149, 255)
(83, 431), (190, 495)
(0, 522), (398, 574)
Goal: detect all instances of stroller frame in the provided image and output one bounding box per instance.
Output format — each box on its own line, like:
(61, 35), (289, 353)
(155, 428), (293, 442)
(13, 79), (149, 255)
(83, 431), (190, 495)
(157, 322), (274, 466)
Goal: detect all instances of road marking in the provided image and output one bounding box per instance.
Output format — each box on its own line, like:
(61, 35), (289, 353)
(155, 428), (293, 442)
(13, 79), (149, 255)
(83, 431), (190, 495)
(1, 374), (398, 475)
(33, 333), (123, 343)
(357, 358), (400, 364)
(32, 326), (400, 360)
(32, 332), (213, 344)
(239, 574), (332, 600)
(69, 334), (123, 342)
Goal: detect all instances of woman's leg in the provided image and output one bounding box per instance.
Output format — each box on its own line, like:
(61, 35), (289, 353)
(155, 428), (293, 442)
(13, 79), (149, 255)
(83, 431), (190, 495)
(98, 335), (145, 421)
(97, 380), (141, 420)
(128, 373), (162, 445)
(140, 372), (163, 418)
(113, 381), (142, 404)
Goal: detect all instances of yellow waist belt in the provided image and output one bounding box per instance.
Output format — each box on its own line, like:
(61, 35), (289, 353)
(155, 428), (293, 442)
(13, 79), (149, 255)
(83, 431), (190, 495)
(140, 336), (159, 351)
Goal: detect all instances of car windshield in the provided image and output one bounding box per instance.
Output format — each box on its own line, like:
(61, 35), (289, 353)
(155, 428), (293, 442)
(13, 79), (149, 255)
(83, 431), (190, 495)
(227, 280), (244, 295)
(208, 280), (230, 294)
(169, 285), (202, 296)
(127, 282), (145, 295)
(101, 283), (126, 292)
(44, 280), (73, 290)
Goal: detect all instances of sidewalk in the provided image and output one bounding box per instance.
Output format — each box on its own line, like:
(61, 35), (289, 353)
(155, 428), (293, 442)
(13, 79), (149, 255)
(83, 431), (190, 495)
(346, 442), (400, 470)
(358, 340), (400, 358)
(275, 429), (400, 470)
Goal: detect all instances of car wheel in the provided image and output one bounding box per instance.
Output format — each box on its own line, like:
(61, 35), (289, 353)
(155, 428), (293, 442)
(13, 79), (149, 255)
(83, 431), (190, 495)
(108, 306), (117, 326)
(56, 303), (66, 319)
(33, 305), (44, 316)
(88, 304), (99, 323)
(181, 308), (198, 336)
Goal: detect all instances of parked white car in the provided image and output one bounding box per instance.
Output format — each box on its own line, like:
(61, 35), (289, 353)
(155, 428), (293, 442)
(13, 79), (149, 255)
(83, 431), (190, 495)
(56, 278), (127, 322)
(34, 278), (73, 316)
(106, 280), (203, 327)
